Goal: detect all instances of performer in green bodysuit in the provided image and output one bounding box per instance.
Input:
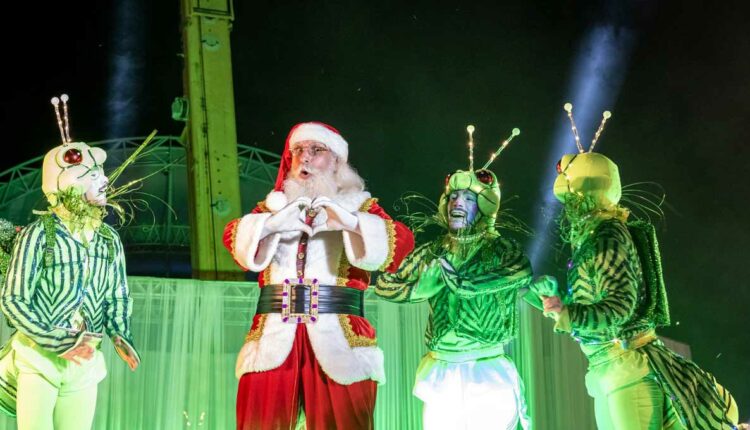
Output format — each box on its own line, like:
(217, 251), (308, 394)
(376, 126), (533, 429)
(535, 103), (745, 430)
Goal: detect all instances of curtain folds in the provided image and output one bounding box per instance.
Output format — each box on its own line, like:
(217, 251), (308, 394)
(0, 277), (596, 429)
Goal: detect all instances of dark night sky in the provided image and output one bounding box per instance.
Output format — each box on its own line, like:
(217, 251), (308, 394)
(2, 0), (748, 416)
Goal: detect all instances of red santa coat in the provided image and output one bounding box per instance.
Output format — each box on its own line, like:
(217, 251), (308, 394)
(224, 190), (414, 385)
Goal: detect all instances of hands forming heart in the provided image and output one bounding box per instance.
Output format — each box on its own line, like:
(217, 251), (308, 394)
(310, 197), (359, 235)
(263, 196), (359, 237)
(263, 197), (314, 237)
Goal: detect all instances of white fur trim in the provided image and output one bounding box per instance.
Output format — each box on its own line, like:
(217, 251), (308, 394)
(235, 314), (297, 378)
(306, 314), (385, 384)
(342, 212), (389, 271)
(289, 123), (348, 162)
(233, 213), (280, 271)
(235, 315), (385, 385)
(264, 191), (287, 212)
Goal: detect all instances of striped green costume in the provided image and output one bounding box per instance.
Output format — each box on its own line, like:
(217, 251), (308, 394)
(376, 233), (532, 352)
(376, 231), (533, 428)
(0, 214), (137, 416)
(555, 217), (738, 430)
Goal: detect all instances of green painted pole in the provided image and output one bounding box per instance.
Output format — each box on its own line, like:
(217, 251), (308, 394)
(180, 0), (243, 280)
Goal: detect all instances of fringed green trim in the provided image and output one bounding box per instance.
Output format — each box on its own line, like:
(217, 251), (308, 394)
(627, 220), (670, 327)
(41, 214), (57, 267)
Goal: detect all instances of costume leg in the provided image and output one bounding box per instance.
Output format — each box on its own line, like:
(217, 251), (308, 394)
(594, 393), (615, 430)
(236, 325), (303, 430)
(299, 325), (377, 430)
(422, 400), (465, 430)
(53, 385), (98, 430)
(463, 357), (524, 430)
(607, 377), (664, 430)
(16, 372), (58, 430)
(417, 355), (525, 430)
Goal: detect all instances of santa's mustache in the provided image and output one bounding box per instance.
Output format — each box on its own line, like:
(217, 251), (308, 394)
(295, 165), (321, 177)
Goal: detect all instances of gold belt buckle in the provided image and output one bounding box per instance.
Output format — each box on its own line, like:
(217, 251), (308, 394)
(281, 278), (320, 324)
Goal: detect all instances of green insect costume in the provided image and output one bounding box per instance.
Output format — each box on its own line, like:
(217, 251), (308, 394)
(376, 127), (534, 429)
(537, 104), (743, 430)
(0, 95), (141, 430)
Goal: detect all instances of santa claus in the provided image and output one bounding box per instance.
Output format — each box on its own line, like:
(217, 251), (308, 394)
(223, 122), (414, 429)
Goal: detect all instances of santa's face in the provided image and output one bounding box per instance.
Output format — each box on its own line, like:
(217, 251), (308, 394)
(83, 167), (109, 206)
(447, 189), (479, 231)
(290, 140), (336, 181)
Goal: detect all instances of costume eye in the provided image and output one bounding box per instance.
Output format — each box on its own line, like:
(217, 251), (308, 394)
(475, 169), (494, 185)
(556, 159), (563, 174)
(444, 174), (452, 186)
(63, 148), (83, 165)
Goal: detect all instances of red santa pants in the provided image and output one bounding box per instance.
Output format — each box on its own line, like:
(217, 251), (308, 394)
(236, 323), (377, 430)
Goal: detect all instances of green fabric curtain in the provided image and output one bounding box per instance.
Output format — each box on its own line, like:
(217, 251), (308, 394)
(0, 277), (597, 429)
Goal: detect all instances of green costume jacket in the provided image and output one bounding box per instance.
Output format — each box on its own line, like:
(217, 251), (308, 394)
(375, 233), (532, 354)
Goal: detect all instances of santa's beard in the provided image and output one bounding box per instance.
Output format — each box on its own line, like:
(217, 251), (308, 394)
(283, 169), (339, 200)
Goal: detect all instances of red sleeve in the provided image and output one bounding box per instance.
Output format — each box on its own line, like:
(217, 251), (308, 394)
(365, 201), (415, 273)
(222, 218), (248, 271)
(222, 203), (267, 270)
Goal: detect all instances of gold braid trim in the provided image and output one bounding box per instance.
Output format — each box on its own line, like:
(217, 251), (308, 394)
(262, 267), (271, 286)
(359, 197), (378, 212)
(331, 196), (379, 347)
(229, 219), (241, 258)
(338, 314), (377, 347)
(245, 314), (268, 342)
(255, 200), (270, 213)
(379, 218), (397, 271)
(336, 248), (351, 286)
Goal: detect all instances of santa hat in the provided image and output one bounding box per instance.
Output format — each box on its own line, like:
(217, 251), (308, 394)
(265, 122), (348, 212)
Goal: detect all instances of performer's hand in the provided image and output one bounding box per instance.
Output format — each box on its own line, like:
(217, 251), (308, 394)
(530, 275), (558, 297)
(311, 197), (358, 235)
(61, 344), (95, 365)
(542, 295), (564, 314)
(113, 336), (140, 371)
(263, 197), (313, 237)
(60, 332), (99, 365)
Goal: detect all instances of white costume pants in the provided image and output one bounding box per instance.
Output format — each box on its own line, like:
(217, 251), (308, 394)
(4, 333), (106, 430)
(414, 350), (531, 430)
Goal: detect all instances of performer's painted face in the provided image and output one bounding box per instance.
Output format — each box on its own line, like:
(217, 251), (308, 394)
(84, 167), (109, 206)
(290, 140), (335, 181)
(447, 189), (479, 230)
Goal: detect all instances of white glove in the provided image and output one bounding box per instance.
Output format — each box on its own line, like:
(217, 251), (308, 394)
(311, 197), (359, 235)
(262, 197), (313, 238)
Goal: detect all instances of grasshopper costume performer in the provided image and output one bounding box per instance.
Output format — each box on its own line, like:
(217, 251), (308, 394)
(376, 127), (533, 429)
(0, 95), (140, 430)
(223, 122), (414, 429)
(536, 104), (744, 430)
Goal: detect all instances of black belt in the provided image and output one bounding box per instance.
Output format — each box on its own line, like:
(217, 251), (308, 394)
(256, 284), (365, 321)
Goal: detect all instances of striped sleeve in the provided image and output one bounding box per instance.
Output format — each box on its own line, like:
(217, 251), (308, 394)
(103, 229), (138, 359)
(440, 237), (532, 298)
(375, 243), (443, 303)
(567, 222), (639, 332)
(0, 222), (78, 353)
